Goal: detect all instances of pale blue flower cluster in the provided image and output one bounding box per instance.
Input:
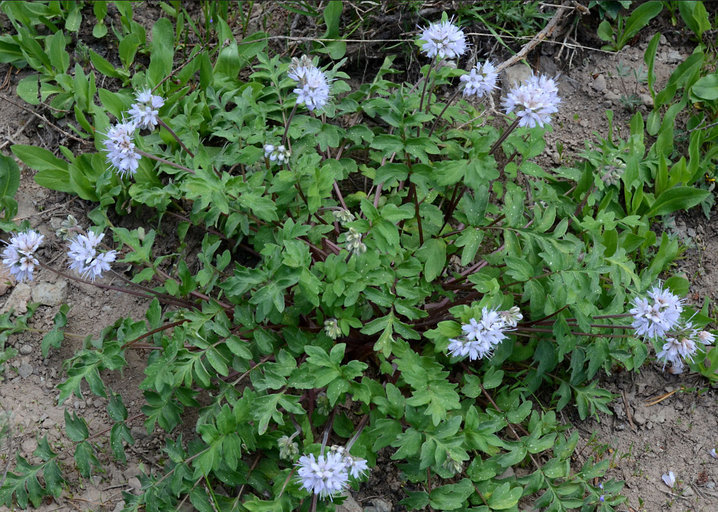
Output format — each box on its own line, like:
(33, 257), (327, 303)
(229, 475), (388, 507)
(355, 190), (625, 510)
(460, 61), (498, 98)
(103, 120), (141, 178)
(419, 19), (467, 59)
(502, 74), (561, 128)
(2, 227), (117, 284)
(448, 306), (522, 361)
(288, 56), (330, 111)
(630, 285), (715, 373)
(630, 285), (683, 339)
(128, 88), (165, 130)
(1, 230), (44, 282)
(67, 231), (117, 281)
(296, 445), (368, 500)
(103, 88), (165, 177)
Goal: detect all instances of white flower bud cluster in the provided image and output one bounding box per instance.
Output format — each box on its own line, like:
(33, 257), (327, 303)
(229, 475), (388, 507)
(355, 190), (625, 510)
(324, 318), (342, 340)
(263, 143), (290, 164)
(345, 227), (366, 255)
(600, 157), (626, 186)
(333, 209), (355, 225)
(277, 435), (299, 460)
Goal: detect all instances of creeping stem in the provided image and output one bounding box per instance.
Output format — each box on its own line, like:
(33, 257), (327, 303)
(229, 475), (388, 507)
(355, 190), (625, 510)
(282, 103), (298, 146)
(158, 118), (195, 158)
(38, 261), (191, 308)
(418, 56), (438, 116)
(137, 150), (196, 174)
(428, 87), (462, 137)
(441, 118), (521, 226)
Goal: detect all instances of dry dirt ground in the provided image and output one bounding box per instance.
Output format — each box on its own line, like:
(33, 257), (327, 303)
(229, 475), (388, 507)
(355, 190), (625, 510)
(0, 9), (717, 512)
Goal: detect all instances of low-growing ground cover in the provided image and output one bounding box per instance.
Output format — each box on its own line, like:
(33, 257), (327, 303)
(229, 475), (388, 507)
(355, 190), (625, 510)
(0, 2), (717, 511)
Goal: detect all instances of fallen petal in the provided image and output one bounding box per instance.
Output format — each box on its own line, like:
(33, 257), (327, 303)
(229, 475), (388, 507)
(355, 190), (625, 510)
(662, 471), (676, 487)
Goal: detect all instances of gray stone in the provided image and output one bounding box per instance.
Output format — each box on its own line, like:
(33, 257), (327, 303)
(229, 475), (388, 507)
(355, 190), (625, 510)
(124, 463), (142, 479)
(84, 485), (102, 504)
(19, 344), (33, 355)
(31, 280), (67, 306)
(632, 406), (647, 426)
(18, 363), (33, 379)
(604, 91), (621, 103)
(591, 74), (607, 93)
(501, 64), (533, 96)
(128, 477), (142, 493)
(368, 498), (392, 512)
(131, 426), (150, 440)
(21, 437), (37, 455)
(336, 492), (362, 512)
(665, 49), (683, 64)
(497, 467), (515, 480)
(640, 94), (653, 107)
(112, 502), (126, 512)
(0, 266), (12, 296)
(0, 283), (32, 315)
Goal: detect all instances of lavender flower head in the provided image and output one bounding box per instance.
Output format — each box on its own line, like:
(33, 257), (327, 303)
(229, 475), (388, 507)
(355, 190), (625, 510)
(128, 88), (165, 131)
(296, 446), (369, 500)
(288, 56), (330, 112)
(328, 445), (369, 480)
(103, 120), (141, 178)
(67, 231), (117, 281)
(1, 230), (44, 282)
(502, 74), (561, 128)
(630, 285), (683, 339)
(447, 306), (521, 361)
(460, 61), (498, 98)
(419, 18), (467, 59)
(296, 452), (349, 500)
(656, 323), (714, 374)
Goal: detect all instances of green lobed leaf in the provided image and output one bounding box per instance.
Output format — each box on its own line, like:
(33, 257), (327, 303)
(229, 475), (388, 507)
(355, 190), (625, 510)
(429, 479), (474, 510)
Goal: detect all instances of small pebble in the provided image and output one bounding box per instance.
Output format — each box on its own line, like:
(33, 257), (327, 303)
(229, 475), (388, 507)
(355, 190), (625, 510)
(369, 498), (392, 512)
(18, 363), (33, 379)
(19, 344), (33, 355)
(131, 426), (150, 440)
(128, 477), (142, 493)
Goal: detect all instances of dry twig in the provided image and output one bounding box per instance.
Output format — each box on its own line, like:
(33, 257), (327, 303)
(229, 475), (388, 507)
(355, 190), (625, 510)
(0, 93), (87, 144)
(495, 2), (571, 73)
